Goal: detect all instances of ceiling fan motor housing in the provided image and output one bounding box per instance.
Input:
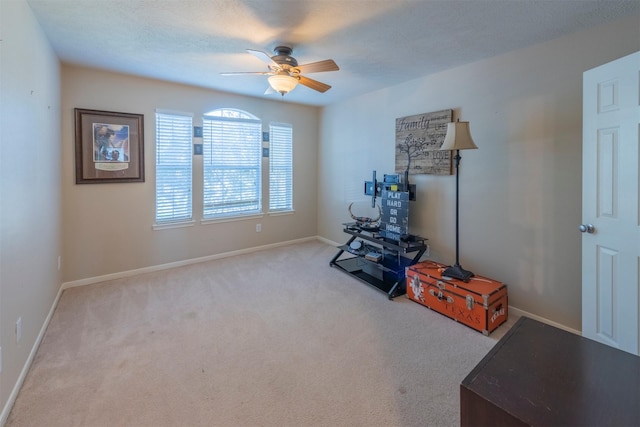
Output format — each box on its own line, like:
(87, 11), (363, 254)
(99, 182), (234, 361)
(272, 46), (298, 68)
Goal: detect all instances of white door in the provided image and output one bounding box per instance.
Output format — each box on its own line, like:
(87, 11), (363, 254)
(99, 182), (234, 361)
(582, 51), (640, 355)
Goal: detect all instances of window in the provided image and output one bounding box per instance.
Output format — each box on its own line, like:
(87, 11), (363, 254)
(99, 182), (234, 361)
(155, 111), (193, 224)
(203, 109), (262, 218)
(269, 122), (293, 212)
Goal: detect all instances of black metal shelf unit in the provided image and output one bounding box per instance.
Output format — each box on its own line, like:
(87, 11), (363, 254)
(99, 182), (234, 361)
(330, 223), (427, 299)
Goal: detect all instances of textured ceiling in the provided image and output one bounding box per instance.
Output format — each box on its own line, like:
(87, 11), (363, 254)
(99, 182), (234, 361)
(26, 0), (640, 106)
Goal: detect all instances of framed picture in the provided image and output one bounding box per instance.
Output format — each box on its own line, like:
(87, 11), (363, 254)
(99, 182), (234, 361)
(74, 108), (145, 184)
(395, 109), (452, 175)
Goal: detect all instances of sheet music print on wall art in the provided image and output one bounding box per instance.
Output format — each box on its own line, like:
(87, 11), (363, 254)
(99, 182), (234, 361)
(395, 109), (452, 175)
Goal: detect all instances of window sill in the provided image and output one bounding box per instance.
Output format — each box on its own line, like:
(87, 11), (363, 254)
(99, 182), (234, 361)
(268, 210), (295, 217)
(153, 220), (196, 230)
(200, 213), (264, 225)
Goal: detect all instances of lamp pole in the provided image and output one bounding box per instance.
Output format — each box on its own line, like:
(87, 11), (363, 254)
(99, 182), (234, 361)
(454, 150), (461, 267)
(442, 149), (474, 282)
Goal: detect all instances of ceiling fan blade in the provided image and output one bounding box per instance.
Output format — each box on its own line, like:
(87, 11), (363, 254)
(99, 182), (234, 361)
(298, 75), (331, 93)
(220, 71), (272, 76)
(295, 59), (339, 74)
(246, 49), (279, 68)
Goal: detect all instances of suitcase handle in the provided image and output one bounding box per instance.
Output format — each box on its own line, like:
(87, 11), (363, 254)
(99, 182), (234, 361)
(429, 289), (454, 304)
(490, 304), (505, 324)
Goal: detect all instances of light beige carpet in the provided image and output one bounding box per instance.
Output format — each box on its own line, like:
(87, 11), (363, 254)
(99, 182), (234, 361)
(7, 240), (515, 427)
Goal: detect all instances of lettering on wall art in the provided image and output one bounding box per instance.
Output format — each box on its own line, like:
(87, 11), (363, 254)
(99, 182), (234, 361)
(380, 190), (409, 240)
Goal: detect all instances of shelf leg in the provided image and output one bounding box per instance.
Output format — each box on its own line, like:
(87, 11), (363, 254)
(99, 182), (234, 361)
(330, 235), (357, 266)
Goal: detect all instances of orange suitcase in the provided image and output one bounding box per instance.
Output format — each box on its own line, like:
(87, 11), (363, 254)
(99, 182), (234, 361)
(406, 261), (508, 335)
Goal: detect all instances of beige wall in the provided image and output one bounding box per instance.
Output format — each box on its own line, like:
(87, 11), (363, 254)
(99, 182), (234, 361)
(318, 15), (640, 331)
(0, 0), (62, 419)
(2, 0), (639, 419)
(61, 66), (319, 282)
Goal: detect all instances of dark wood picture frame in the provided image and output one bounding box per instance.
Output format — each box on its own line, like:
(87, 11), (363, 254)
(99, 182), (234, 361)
(74, 108), (145, 184)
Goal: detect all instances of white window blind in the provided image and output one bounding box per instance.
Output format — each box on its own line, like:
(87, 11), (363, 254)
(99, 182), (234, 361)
(269, 123), (293, 212)
(155, 111), (193, 223)
(203, 112), (262, 218)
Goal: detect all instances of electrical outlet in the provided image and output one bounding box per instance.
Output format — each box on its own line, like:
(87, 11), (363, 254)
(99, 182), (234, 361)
(16, 317), (22, 343)
(256, 223), (262, 232)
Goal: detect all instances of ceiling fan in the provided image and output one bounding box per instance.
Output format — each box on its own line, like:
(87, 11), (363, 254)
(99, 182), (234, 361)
(221, 46), (339, 96)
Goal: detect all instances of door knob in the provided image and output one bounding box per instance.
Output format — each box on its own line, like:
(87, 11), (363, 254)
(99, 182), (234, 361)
(579, 224), (595, 233)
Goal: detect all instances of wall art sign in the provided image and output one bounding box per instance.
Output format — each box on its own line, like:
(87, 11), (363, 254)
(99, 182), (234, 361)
(380, 190), (409, 241)
(74, 108), (145, 184)
(395, 109), (452, 175)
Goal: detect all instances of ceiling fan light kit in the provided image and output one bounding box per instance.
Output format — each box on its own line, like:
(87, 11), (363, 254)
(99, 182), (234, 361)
(268, 73), (299, 96)
(222, 45), (339, 97)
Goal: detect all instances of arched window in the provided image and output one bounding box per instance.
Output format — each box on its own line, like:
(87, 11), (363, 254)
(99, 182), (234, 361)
(206, 108), (258, 120)
(202, 109), (262, 218)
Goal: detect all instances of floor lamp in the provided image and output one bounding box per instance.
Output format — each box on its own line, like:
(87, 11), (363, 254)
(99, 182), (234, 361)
(440, 119), (478, 282)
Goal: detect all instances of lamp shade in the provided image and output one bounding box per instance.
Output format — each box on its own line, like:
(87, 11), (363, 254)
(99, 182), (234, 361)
(268, 74), (299, 95)
(440, 121), (478, 151)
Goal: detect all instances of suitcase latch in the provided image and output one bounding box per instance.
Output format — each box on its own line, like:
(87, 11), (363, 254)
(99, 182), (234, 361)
(429, 289), (454, 304)
(466, 295), (475, 310)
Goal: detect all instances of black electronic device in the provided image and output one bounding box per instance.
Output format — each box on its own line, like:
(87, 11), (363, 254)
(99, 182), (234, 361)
(363, 170), (416, 208)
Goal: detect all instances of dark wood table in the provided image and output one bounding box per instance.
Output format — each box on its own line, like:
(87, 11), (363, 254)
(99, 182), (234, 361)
(461, 316), (640, 426)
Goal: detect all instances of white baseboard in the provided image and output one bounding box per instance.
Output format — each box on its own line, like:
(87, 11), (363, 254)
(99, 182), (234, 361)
(1, 285), (65, 427)
(62, 236), (318, 289)
(316, 236), (341, 247)
(508, 306), (581, 336)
